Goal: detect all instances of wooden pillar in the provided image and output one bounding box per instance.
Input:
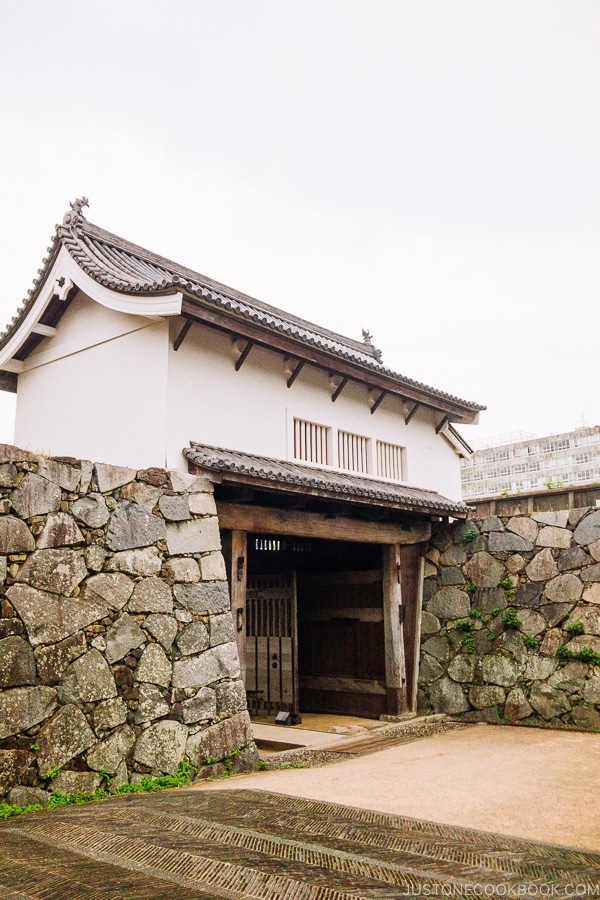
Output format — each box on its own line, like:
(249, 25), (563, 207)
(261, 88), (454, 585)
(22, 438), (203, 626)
(224, 530), (247, 685)
(382, 543), (408, 715)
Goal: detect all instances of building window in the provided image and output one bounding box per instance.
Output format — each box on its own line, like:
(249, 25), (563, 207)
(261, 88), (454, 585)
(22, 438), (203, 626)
(293, 418), (331, 465)
(337, 430), (370, 474)
(376, 440), (406, 481)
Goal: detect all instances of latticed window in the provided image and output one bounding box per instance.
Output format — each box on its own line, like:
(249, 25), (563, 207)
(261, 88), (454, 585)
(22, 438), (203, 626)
(293, 418), (330, 465)
(376, 440), (405, 481)
(338, 430), (370, 474)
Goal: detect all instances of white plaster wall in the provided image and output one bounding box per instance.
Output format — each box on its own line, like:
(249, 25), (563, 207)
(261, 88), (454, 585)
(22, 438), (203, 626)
(166, 321), (463, 500)
(15, 295), (169, 469)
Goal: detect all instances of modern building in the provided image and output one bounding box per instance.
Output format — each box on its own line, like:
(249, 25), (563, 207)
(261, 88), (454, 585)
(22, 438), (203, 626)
(460, 426), (600, 500)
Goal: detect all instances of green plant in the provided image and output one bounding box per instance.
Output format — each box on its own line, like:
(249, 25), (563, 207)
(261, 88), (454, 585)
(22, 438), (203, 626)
(523, 635), (538, 649)
(491, 608), (501, 617)
(460, 528), (478, 545)
(497, 577), (514, 590)
(557, 645), (600, 665)
(486, 630), (498, 641)
(29, 743), (39, 752)
(468, 608), (483, 619)
(43, 766), (61, 782)
(222, 748), (241, 776)
(544, 477), (564, 490)
(457, 620), (473, 632)
(501, 608), (521, 629)
(564, 621), (585, 636)
(467, 583), (478, 595)
(204, 756), (217, 766)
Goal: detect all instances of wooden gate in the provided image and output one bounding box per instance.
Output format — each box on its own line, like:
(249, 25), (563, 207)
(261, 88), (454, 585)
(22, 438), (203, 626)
(245, 573), (299, 716)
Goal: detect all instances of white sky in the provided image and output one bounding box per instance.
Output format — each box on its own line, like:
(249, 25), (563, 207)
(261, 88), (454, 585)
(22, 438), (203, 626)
(1, 1), (599, 449)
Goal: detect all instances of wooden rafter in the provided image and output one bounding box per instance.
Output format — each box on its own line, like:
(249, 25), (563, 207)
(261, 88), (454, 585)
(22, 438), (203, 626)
(370, 390), (387, 415)
(405, 403), (419, 425)
(234, 340), (254, 371)
(331, 376), (348, 402)
(435, 415), (449, 434)
(173, 319), (193, 351)
(286, 360), (305, 388)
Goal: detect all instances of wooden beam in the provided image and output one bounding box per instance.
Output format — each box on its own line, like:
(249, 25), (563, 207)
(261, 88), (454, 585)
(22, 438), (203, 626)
(405, 402), (420, 425)
(181, 297), (478, 421)
(435, 415), (449, 434)
(299, 675), (386, 696)
(31, 323), (57, 337)
(370, 390), (387, 415)
(173, 319), (192, 351)
(0, 371), (17, 393)
(331, 377), (348, 402)
(223, 529), (247, 685)
(216, 501), (431, 544)
(234, 340), (254, 371)
(382, 544), (408, 715)
(1, 360), (24, 374)
(286, 360), (305, 388)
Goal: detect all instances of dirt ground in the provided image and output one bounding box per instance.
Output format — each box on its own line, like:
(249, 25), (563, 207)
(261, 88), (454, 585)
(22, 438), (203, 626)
(197, 723), (600, 852)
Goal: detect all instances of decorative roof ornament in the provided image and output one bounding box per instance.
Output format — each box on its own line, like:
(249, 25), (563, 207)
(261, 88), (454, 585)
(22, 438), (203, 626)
(362, 328), (383, 363)
(62, 197), (89, 229)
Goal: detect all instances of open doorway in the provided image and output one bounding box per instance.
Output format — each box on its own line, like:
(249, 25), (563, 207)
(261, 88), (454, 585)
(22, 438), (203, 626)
(242, 535), (386, 719)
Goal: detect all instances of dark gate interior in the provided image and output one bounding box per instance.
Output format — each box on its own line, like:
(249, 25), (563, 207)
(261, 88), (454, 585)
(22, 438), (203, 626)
(247, 536), (385, 718)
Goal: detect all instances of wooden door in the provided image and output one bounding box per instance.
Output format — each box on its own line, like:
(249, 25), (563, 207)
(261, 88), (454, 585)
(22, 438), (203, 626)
(245, 573), (299, 716)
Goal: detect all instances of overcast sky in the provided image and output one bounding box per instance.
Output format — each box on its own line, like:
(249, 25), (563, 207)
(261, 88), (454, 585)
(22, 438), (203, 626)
(1, 1), (598, 450)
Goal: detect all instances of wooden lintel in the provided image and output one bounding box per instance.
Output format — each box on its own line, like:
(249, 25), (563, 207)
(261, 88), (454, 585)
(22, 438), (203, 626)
(215, 500), (431, 544)
(299, 675), (386, 696)
(331, 376), (348, 402)
(286, 360), (305, 388)
(173, 319), (193, 351)
(435, 415), (449, 434)
(370, 390), (387, 415)
(222, 529), (247, 685)
(31, 323), (57, 337)
(234, 340), (254, 371)
(405, 403), (420, 425)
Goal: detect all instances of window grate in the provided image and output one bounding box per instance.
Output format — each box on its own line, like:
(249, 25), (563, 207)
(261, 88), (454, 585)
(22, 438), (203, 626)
(293, 418), (330, 465)
(338, 430), (370, 473)
(376, 440), (405, 481)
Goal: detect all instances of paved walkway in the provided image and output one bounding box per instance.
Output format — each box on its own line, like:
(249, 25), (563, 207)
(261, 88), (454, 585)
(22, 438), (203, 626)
(1, 724), (599, 897)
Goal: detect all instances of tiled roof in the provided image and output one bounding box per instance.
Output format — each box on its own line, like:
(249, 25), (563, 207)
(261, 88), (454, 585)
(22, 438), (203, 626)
(184, 443), (471, 517)
(1, 201), (484, 416)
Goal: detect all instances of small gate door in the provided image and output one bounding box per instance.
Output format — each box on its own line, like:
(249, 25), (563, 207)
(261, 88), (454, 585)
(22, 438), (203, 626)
(245, 573), (298, 716)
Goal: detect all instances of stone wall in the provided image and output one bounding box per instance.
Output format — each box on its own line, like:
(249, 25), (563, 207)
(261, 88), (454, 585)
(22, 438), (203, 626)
(0, 445), (256, 805)
(419, 509), (600, 730)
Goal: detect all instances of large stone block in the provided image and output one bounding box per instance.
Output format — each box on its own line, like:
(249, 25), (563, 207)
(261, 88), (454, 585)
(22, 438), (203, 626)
(108, 547), (162, 577)
(529, 683), (570, 720)
(0, 516), (35, 553)
(526, 549), (559, 582)
(199, 552), (227, 582)
(8, 584), (106, 646)
(134, 720), (188, 774)
(536, 526), (572, 549)
(10, 474), (61, 519)
(134, 683), (170, 724)
(574, 511), (600, 547)
(0, 636), (36, 687)
(210, 613), (235, 647)
(129, 577), (173, 613)
(34, 632), (88, 684)
(447, 653), (476, 683)
(188, 492), (217, 516)
(105, 613), (146, 664)
(506, 517), (538, 542)
(426, 587), (470, 620)
(87, 725), (136, 774)
(106, 501), (166, 551)
(176, 621), (210, 656)
(464, 552), (506, 588)
(94, 463), (136, 493)
(564, 605), (600, 636)
(429, 677), (469, 715)
(173, 581), (230, 615)
(163, 557), (201, 583)
(36, 513), (84, 549)
(583, 583), (600, 605)
(504, 687), (533, 722)
(84, 573), (135, 610)
(72, 493), (110, 528)
(0, 686), (58, 739)
(0, 463), (18, 487)
(215, 680), (247, 718)
(482, 654), (519, 687)
(36, 458), (81, 491)
(16, 548), (87, 596)
(158, 494), (191, 521)
(8, 785), (49, 807)
(488, 532), (533, 553)
(182, 687), (217, 724)
(532, 511), (570, 528)
(93, 697), (128, 733)
(172, 642), (240, 689)
(0, 749), (34, 796)
(120, 481), (161, 511)
(59, 649), (118, 703)
(166, 518), (221, 555)
(144, 614), (178, 651)
(544, 574), (583, 604)
(36, 704), (96, 775)
(186, 711), (253, 766)
(469, 684), (505, 709)
(135, 643), (171, 687)
(50, 770), (102, 795)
